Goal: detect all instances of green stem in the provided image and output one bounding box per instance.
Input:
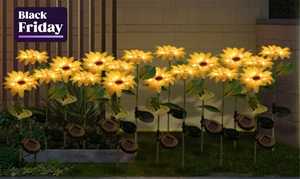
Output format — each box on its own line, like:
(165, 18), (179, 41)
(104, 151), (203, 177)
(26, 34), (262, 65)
(183, 79), (186, 123)
(271, 68), (276, 153)
(156, 92), (160, 165)
(45, 83), (50, 159)
(234, 96), (238, 150)
(19, 100), (24, 162)
(135, 64), (139, 143)
(135, 64), (139, 110)
(82, 86), (87, 157)
(201, 78), (205, 154)
(254, 93), (258, 132)
(182, 79), (186, 168)
(19, 99), (24, 135)
(221, 82), (225, 126)
(79, 85), (87, 128)
(64, 105), (67, 121)
(63, 105), (67, 149)
(117, 97), (121, 135)
(254, 93), (258, 164)
(116, 96), (121, 168)
(46, 83), (49, 127)
(220, 82), (225, 168)
(167, 60), (171, 134)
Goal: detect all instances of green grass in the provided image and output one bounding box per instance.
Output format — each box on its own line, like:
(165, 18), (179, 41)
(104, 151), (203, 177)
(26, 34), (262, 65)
(65, 132), (299, 177)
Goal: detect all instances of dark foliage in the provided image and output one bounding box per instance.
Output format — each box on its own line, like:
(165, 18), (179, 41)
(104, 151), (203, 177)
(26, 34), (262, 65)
(269, 0), (300, 19)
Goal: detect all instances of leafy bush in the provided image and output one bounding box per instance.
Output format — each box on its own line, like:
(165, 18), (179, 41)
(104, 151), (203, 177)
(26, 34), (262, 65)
(1, 160), (73, 177)
(0, 147), (19, 170)
(0, 109), (19, 147)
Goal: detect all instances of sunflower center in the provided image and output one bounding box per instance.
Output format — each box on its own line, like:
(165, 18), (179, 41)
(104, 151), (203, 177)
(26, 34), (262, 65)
(252, 76), (261, 81)
(17, 80), (26, 85)
(155, 76), (163, 81)
(115, 80), (124, 85)
(232, 57), (241, 61)
(62, 66), (71, 71)
(199, 62), (208, 66)
(95, 61), (103, 66)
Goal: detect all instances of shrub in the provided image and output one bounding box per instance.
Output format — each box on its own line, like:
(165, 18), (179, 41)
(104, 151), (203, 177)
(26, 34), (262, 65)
(1, 160), (73, 177)
(0, 147), (19, 170)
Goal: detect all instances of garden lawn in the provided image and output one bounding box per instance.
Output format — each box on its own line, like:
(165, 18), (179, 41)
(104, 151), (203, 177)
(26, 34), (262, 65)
(65, 132), (299, 177)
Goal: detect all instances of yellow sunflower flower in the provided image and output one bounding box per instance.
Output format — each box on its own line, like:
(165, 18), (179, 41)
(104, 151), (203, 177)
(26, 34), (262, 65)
(170, 64), (198, 80)
(4, 71), (38, 98)
(240, 67), (274, 93)
(143, 67), (175, 93)
(16, 49), (49, 65)
(33, 68), (61, 84)
(50, 56), (82, 83)
(220, 47), (252, 69)
(102, 71), (136, 97)
(83, 51), (114, 74)
(207, 67), (238, 83)
(122, 49), (153, 64)
(106, 59), (136, 73)
(187, 52), (220, 79)
(243, 55), (274, 69)
(70, 71), (101, 87)
(155, 45), (185, 61)
(259, 45), (291, 60)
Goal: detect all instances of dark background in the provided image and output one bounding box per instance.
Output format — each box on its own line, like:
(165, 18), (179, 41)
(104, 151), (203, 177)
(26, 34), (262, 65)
(269, 0), (300, 19)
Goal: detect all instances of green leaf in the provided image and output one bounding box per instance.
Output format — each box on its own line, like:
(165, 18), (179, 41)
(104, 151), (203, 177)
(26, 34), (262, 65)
(196, 89), (214, 101)
(232, 93), (247, 98)
(122, 89), (135, 95)
(106, 100), (129, 119)
(161, 86), (168, 92)
(26, 107), (46, 115)
(56, 94), (77, 106)
(48, 84), (67, 99)
(197, 105), (221, 113)
(244, 95), (267, 115)
(107, 100), (121, 114)
(276, 61), (293, 76)
(145, 96), (170, 115)
(68, 110), (83, 118)
(95, 98), (110, 103)
(260, 85), (272, 91)
(274, 106), (292, 117)
(224, 80), (246, 97)
(86, 84), (105, 101)
(134, 76), (139, 85)
(17, 109), (33, 120)
(138, 65), (156, 80)
(185, 79), (204, 95)
(7, 102), (33, 120)
(172, 60), (187, 66)
(154, 105), (170, 115)
(162, 102), (184, 111)
(146, 97), (161, 112)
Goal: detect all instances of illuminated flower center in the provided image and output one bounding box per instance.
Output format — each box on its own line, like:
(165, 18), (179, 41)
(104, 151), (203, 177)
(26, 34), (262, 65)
(199, 61), (208, 66)
(95, 61), (103, 66)
(115, 80), (124, 85)
(155, 76), (163, 81)
(232, 56), (241, 61)
(252, 75), (261, 81)
(17, 79), (26, 85)
(62, 65), (71, 71)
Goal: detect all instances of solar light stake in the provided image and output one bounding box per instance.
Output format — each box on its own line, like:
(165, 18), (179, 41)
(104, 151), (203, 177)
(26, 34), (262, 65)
(135, 64), (139, 144)
(233, 97), (238, 151)
(182, 79), (186, 168)
(156, 93), (160, 165)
